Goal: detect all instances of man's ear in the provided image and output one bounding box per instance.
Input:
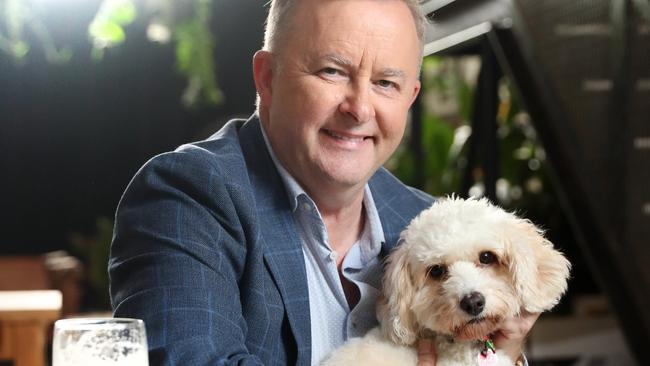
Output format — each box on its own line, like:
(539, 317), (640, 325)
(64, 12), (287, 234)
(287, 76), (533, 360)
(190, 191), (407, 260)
(409, 80), (421, 106)
(253, 50), (274, 108)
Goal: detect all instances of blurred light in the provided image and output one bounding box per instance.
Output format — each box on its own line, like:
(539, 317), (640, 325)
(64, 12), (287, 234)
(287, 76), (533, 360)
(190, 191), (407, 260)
(449, 125), (471, 158)
(496, 178), (511, 204)
(528, 158), (541, 171)
(525, 177), (543, 194)
(468, 182), (485, 199)
(147, 22), (171, 43)
(634, 137), (650, 150)
(514, 146), (533, 160)
(583, 79), (612, 92)
(510, 185), (523, 200)
(535, 147), (547, 161)
(514, 112), (531, 126)
(638, 79), (650, 91)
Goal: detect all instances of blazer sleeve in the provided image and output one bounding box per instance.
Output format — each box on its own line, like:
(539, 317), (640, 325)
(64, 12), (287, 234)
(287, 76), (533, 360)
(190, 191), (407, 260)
(109, 146), (264, 366)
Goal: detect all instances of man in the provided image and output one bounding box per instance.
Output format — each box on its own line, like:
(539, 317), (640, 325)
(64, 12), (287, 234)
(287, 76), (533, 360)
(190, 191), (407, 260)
(109, 0), (535, 365)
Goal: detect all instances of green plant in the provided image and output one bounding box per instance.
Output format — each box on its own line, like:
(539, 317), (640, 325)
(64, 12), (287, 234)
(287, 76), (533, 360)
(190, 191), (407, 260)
(0, 0), (221, 107)
(387, 56), (474, 196)
(0, 0), (72, 63)
(389, 55), (556, 218)
(88, 0), (137, 59)
(68, 217), (114, 310)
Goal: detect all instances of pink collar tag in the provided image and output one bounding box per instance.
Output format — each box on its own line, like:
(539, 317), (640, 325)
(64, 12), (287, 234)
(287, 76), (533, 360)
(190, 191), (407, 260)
(477, 349), (498, 366)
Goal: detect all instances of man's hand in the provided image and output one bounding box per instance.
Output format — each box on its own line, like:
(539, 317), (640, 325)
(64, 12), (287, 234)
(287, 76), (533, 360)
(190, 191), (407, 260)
(415, 311), (538, 366)
(416, 338), (437, 366)
(492, 311), (540, 362)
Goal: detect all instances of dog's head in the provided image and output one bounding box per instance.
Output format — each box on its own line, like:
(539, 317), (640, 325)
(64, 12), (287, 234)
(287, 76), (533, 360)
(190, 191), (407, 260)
(377, 196), (570, 345)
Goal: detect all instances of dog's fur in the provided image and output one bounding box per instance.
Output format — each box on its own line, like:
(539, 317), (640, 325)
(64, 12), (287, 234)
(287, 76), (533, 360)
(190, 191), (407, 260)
(322, 197), (570, 366)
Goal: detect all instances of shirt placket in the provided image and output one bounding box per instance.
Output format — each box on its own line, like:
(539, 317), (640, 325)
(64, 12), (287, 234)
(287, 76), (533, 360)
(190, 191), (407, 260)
(296, 196), (350, 312)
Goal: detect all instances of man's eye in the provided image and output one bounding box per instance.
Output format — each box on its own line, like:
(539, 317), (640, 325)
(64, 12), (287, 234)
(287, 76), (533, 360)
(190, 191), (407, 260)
(377, 79), (396, 89)
(320, 67), (340, 76)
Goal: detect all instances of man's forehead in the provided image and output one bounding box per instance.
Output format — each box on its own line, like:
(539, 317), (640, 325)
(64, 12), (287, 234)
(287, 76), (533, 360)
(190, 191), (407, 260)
(280, 0), (421, 71)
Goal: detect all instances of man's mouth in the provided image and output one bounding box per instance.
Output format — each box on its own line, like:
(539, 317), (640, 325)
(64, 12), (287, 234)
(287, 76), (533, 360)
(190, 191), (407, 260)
(323, 129), (371, 143)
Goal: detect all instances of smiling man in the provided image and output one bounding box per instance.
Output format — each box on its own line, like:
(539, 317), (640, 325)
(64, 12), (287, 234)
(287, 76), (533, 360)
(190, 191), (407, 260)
(109, 1), (534, 365)
(253, 0), (421, 267)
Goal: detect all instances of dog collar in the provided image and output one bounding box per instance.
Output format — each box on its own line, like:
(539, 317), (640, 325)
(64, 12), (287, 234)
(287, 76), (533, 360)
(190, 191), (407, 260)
(477, 337), (498, 366)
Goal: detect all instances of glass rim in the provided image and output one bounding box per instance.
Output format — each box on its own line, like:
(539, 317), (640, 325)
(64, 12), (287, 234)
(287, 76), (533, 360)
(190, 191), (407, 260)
(54, 317), (144, 329)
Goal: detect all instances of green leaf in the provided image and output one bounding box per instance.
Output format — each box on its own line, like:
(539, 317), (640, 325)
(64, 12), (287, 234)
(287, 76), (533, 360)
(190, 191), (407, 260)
(421, 115), (454, 175)
(457, 78), (473, 121)
(388, 148), (417, 187)
(107, 1), (136, 25)
(11, 40), (29, 58)
(89, 20), (125, 45)
(173, 0), (222, 107)
(88, 0), (136, 50)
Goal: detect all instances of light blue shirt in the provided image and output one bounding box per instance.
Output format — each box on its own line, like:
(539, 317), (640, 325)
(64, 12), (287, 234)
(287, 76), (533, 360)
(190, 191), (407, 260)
(261, 127), (385, 365)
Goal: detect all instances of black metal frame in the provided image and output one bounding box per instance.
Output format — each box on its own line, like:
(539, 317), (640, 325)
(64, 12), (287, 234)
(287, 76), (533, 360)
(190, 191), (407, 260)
(489, 3), (649, 361)
(460, 38), (501, 202)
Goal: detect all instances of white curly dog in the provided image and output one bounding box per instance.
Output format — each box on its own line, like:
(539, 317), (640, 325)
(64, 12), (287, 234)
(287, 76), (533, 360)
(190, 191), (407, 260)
(322, 197), (570, 366)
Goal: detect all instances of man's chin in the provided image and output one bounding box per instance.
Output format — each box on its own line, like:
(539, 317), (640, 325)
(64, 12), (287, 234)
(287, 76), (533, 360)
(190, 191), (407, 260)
(318, 166), (374, 188)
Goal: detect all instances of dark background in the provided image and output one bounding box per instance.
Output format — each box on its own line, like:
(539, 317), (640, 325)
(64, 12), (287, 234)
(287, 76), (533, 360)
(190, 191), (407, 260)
(0, 0), (267, 254)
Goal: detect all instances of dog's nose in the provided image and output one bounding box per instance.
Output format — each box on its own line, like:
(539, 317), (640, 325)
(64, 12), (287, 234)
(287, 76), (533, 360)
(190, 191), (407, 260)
(460, 292), (485, 316)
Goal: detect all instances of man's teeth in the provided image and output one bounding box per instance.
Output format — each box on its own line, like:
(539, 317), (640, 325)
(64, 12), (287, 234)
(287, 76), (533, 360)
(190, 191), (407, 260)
(326, 130), (365, 142)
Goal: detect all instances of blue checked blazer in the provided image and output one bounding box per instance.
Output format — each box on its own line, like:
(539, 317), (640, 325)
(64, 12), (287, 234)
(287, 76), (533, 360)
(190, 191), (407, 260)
(109, 115), (433, 366)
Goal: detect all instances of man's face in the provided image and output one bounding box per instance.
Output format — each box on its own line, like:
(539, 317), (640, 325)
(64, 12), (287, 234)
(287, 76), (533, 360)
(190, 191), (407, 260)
(258, 0), (421, 197)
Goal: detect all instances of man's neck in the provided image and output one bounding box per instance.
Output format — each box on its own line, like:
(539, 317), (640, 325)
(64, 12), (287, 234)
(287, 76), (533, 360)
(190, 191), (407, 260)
(313, 190), (365, 266)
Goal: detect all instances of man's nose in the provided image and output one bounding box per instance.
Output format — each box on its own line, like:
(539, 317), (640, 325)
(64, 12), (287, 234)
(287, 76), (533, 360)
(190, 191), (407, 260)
(339, 82), (374, 123)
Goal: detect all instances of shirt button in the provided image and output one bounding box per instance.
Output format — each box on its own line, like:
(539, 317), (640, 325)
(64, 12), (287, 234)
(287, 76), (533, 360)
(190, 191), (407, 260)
(329, 251), (338, 261)
(302, 202), (311, 211)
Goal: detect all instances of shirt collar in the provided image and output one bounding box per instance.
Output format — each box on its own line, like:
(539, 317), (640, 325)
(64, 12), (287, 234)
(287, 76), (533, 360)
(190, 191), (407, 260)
(260, 121), (304, 212)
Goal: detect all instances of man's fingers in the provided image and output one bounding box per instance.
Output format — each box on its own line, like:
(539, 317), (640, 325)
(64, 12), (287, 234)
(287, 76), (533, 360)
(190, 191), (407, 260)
(417, 338), (437, 366)
(495, 311), (541, 341)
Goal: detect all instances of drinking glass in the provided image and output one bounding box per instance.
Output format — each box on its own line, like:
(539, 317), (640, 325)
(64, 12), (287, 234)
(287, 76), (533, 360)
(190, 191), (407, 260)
(52, 318), (149, 366)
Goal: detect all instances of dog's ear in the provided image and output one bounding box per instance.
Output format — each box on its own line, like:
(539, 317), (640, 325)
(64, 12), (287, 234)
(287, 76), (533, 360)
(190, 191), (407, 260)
(377, 242), (419, 346)
(506, 219), (571, 313)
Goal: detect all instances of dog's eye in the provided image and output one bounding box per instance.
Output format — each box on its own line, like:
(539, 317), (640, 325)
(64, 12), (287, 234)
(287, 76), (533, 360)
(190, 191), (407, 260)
(479, 251), (498, 265)
(427, 264), (447, 279)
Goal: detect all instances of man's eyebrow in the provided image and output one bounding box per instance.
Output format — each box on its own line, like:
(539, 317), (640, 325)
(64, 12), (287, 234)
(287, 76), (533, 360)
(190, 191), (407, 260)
(322, 53), (353, 67)
(320, 54), (406, 79)
(379, 68), (406, 79)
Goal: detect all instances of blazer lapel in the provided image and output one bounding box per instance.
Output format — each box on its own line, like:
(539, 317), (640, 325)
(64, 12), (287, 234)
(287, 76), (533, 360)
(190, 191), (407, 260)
(369, 170), (434, 257)
(239, 117), (312, 365)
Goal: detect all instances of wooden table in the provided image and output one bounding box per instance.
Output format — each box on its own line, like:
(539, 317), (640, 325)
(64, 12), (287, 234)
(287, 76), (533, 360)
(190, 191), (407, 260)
(0, 290), (62, 366)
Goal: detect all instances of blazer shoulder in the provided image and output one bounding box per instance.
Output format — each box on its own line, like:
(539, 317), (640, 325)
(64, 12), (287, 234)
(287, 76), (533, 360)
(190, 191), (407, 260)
(120, 119), (257, 228)
(370, 168), (434, 212)
(139, 119), (249, 185)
